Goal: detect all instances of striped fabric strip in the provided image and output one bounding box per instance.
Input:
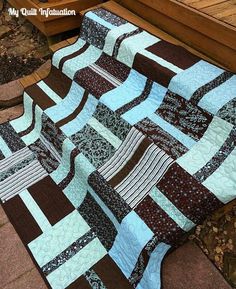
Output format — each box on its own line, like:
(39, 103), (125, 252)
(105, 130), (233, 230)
(40, 134), (62, 163)
(98, 128), (145, 180)
(150, 187), (195, 231)
(0, 160), (47, 202)
(19, 190), (51, 232)
(0, 147), (32, 172)
(89, 64), (122, 87)
(115, 145), (173, 208)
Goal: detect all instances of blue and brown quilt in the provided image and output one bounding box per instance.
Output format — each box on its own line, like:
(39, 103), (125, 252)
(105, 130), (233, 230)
(0, 8), (236, 289)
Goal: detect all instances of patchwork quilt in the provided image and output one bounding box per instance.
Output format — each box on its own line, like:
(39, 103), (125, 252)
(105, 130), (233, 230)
(0, 8), (236, 289)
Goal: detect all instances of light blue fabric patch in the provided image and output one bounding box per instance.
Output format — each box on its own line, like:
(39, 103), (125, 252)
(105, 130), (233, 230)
(37, 81), (62, 104)
(198, 75), (236, 114)
(19, 190), (51, 232)
(168, 60), (224, 100)
(45, 82), (84, 123)
(52, 38), (86, 68)
(50, 138), (76, 184)
(122, 82), (167, 125)
(101, 70), (147, 110)
(63, 153), (96, 207)
(10, 93), (33, 133)
(61, 94), (98, 137)
(149, 113), (196, 149)
(28, 210), (90, 267)
(136, 243), (171, 289)
(109, 211), (154, 278)
(47, 237), (107, 289)
(63, 45), (102, 79)
(0, 136), (12, 157)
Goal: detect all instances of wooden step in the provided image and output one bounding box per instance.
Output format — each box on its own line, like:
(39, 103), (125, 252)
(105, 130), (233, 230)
(7, 0), (103, 36)
(114, 0), (236, 72)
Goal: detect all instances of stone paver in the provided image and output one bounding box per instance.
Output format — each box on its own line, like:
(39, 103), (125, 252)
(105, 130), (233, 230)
(163, 241), (232, 289)
(0, 104), (23, 124)
(3, 268), (48, 289)
(0, 206), (8, 228)
(0, 80), (24, 107)
(0, 222), (35, 287)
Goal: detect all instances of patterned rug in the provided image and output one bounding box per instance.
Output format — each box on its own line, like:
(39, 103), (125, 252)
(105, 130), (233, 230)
(0, 8), (236, 289)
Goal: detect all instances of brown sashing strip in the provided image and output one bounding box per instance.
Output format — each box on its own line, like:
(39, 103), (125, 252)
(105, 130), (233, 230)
(190, 71), (234, 105)
(116, 79), (153, 116)
(56, 90), (89, 128)
(59, 43), (90, 72)
(58, 148), (80, 190)
(18, 102), (36, 137)
(193, 126), (236, 182)
(112, 28), (143, 58)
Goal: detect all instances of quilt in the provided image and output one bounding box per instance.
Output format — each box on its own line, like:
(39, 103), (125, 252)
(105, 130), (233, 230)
(0, 8), (236, 289)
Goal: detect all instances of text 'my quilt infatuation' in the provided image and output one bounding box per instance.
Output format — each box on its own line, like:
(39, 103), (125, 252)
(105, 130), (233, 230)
(0, 8), (236, 289)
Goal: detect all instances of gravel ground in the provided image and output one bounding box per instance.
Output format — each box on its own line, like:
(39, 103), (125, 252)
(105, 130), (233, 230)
(0, 1), (50, 85)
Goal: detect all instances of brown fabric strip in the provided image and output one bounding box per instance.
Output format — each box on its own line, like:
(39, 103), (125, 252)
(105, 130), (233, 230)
(147, 40), (200, 70)
(133, 53), (175, 87)
(66, 275), (91, 289)
(75, 67), (115, 99)
(56, 90), (89, 128)
(25, 84), (55, 110)
(28, 176), (74, 226)
(135, 195), (184, 246)
(18, 102), (36, 137)
(3, 195), (42, 244)
(92, 255), (133, 289)
(59, 42), (90, 72)
(157, 163), (223, 224)
(108, 138), (151, 188)
(43, 66), (72, 98)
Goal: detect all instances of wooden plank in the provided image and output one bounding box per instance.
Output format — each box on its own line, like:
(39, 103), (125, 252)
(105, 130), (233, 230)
(191, 0), (228, 9)
(132, 0), (236, 50)
(50, 40), (70, 53)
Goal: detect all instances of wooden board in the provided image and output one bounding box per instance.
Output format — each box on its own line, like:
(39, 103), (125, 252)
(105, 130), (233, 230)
(177, 0), (236, 27)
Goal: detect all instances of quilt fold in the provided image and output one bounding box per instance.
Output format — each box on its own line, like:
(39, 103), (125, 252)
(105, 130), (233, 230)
(0, 8), (235, 289)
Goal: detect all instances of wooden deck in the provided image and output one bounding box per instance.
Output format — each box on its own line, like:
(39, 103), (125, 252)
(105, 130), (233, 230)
(177, 0), (236, 27)
(115, 0), (236, 72)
